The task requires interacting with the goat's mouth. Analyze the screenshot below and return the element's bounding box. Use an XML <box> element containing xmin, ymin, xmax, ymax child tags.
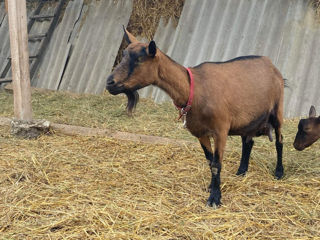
<box><xmin>106</xmin><ymin>83</ymin><xmax>125</xmax><ymax>95</ymax></box>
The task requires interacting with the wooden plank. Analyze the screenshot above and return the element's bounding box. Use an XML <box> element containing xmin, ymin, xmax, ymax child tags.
<box><xmin>27</xmin><ymin>2</ymin><xmax>44</xmax><ymax>32</ymax></box>
<box><xmin>7</xmin><ymin>0</ymin><xmax>32</xmax><ymax>121</ymax></box>
<box><xmin>30</xmin><ymin>14</ymin><xmax>55</xmax><ymax>20</ymax></box>
<box><xmin>0</xmin><ymin>77</ymin><xmax>12</xmax><ymax>83</ymax></box>
<box><xmin>8</xmin><ymin>55</ymin><xmax>38</xmax><ymax>59</ymax></box>
<box><xmin>28</xmin><ymin>34</ymin><xmax>47</xmax><ymax>41</ymax></box>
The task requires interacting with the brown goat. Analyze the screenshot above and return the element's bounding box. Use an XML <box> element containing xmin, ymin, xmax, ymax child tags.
<box><xmin>294</xmin><ymin>105</ymin><xmax>320</xmax><ymax>151</ymax></box>
<box><xmin>106</xmin><ymin>29</ymin><xmax>285</xmax><ymax>207</ymax></box>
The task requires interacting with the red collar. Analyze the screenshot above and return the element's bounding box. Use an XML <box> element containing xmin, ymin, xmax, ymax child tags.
<box><xmin>175</xmin><ymin>67</ymin><xmax>194</xmax><ymax>120</ymax></box>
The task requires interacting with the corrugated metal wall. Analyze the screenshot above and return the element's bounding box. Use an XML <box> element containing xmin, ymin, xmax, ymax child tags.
<box><xmin>140</xmin><ymin>0</ymin><xmax>320</xmax><ymax>118</ymax></box>
<box><xmin>0</xmin><ymin>2</ymin><xmax>57</xmax><ymax>79</ymax></box>
<box><xmin>0</xmin><ymin>2</ymin><xmax>10</xmax><ymax>77</ymax></box>
<box><xmin>34</xmin><ymin>0</ymin><xmax>133</xmax><ymax>94</ymax></box>
<box><xmin>0</xmin><ymin>0</ymin><xmax>319</xmax><ymax>117</ymax></box>
<box><xmin>33</xmin><ymin>0</ymin><xmax>84</xmax><ymax>89</ymax></box>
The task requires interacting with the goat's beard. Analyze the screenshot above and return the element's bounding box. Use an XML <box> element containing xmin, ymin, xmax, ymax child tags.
<box><xmin>124</xmin><ymin>90</ymin><xmax>139</xmax><ymax>116</ymax></box>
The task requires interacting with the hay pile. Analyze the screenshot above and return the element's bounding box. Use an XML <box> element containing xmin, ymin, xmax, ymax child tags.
<box><xmin>312</xmin><ymin>0</ymin><xmax>320</xmax><ymax>15</ymax></box>
<box><xmin>114</xmin><ymin>0</ymin><xmax>184</xmax><ymax>68</ymax></box>
<box><xmin>127</xmin><ymin>0</ymin><xmax>184</xmax><ymax>40</ymax></box>
<box><xmin>0</xmin><ymin>118</ymin><xmax>319</xmax><ymax>238</ymax></box>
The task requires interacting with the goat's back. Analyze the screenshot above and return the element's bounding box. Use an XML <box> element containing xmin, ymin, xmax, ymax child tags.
<box><xmin>192</xmin><ymin>56</ymin><xmax>284</xmax><ymax>133</ymax></box>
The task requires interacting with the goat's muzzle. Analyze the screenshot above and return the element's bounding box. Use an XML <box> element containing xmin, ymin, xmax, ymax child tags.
<box><xmin>293</xmin><ymin>136</ymin><xmax>309</xmax><ymax>151</ymax></box>
<box><xmin>106</xmin><ymin>75</ymin><xmax>125</xmax><ymax>95</ymax></box>
<box><xmin>106</xmin><ymin>75</ymin><xmax>139</xmax><ymax>116</ymax></box>
<box><xmin>293</xmin><ymin>142</ymin><xmax>305</xmax><ymax>151</ymax></box>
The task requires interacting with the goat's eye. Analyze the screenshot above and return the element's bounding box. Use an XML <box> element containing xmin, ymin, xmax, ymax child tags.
<box><xmin>304</xmin><ymin>127</ymin><xmax>311</xmax><ymax>132</ymax></box>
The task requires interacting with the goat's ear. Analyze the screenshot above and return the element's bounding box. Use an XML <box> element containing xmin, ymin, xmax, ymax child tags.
<box><xmin>123</xmin><ymin>26</ymin><xmax>138</xmax><ymax>44</ymax></box>
<box><xmin>309</xmin><ymin>105</ymin><xmax>316</xmax><ymax>118</ymax></box>
<box><xmin>147</xmin><ymin>40</ymin><xmax>157</xmax><ymax>57</ymax></box>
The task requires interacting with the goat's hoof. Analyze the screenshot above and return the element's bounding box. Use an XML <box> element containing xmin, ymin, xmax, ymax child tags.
<box><xmin>206</xmin><ymin>201</ymin><xmax>218</xmax><ymax>209</ymax></box>
<box><xmin>275</xmin><ymin>166</ymin><xmax>284</xmax><ymax>179</ymax></box>
<box><xmin>206</xmin><ymin>199</ymin><xmax>221</xmax><ymax>209</ymax></box>
<box><xmin>206</xmin><ymin>192</ymin><xmax>221</xmax><ymax>208</ymax></box>
<box><xmin>275</xmin><ymin>170</ymin><xmax>284</xmax><ymax>180</ymax></box>
<box><xmin>236</xmin><ymin>168</ymin><xmax>247</xmax><ymax>176</ymax></box>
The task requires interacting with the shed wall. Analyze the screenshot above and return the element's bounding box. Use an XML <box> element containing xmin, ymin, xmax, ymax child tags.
<box><xmin>140</xmin><ymin>0</ymin><xmax>320</xmax><ymax>118</ymax></box>
<box><xmin>1</xmin><ymin>0</ymin><xmax>319</xmax><ymax>118</ymax></box>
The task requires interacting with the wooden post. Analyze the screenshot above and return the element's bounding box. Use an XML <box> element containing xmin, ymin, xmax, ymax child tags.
<box><xmin>7</xmin><ymin>0</ymin><xmax>33</xmax><ymax>121</ymax></box>
<box><xmin>5</xmin><ymin>0</ymin><xmax>8</xmax><ymax>13</ymax></box>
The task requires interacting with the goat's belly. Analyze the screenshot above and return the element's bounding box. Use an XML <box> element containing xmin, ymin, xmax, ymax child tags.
<box><xmin>229</xmin><ymin>112</ymin><xmax>270</xmax><ymax>136</ymax></box>
<box><xmin>186</xmin><ymin>120</ymin><xmax>210</xmax><ymax>138</ymax></box>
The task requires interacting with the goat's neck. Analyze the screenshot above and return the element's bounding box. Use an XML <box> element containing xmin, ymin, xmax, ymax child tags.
<box><xmin>156</xmin><ymin>52</ymin><xmax>190</xmax><ymax>107</ymax></box>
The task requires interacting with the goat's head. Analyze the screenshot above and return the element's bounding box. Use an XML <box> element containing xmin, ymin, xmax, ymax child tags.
<box><xmin>106</xmin><ymin>28</ymin><xmax>159</xmax><ymax>115</ymax></box>
<box><xmin>293</xmin><ymin>105</ymin><xmax>320</xmax><ymax>151</ymax></box>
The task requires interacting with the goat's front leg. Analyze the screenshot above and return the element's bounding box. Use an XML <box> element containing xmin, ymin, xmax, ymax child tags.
<box><xmin>199</xmin><ymin>132</ymin><xmax>227</xmax><ymax>207</ymax></box>
<box><xmin>199</xmin><ymin>136</ymin><xmax>214</xmax><ymax>192</ymax></box>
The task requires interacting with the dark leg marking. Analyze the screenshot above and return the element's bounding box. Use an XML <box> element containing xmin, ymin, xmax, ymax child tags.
<box><xmin>275</xmin><ymin>132</ymin><xmax>284</xmax><ymax>179</ymax></box>
<box><xmin>201</xmin><ymin>144</ymin><xmax>222</xmax><ymax>207</ymax></box>
<box><xmin>207</xmin><ymin>150</ymin><xmax>222</xmax><ymax>207</ymax></box>
<box><xmin>236</xmin><ymin>136</ymin><xmax>254</xmax><ymax>176</ymax></box>
<box><xmin>201</xmin><ymin>143</ymin><xmax>213</xmax><ymax>162</ymax></box>
<box><xmin>270</xmin><ymin>113</ymin><xmax>284</xmax><ymax>179</ymax></box>
<box><xmin>201</xmin><ymin>143</ymin><xmax>214</xmax><ymax>191</ymax></box>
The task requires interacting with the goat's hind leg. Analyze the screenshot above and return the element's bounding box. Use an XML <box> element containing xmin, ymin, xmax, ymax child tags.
<box><xmin>270</xmin><ymin>110</ymin><xmax>284</xmax><ymax>179</ymax></box>
<box><xmin>274</xmin><ymin>129</ymin><xmax>284</xmax><ymax>179</ymax></box>
<box><xmin>236</xmin><ymin>136</ymin><xmax>254</xmax><ymax>176</ymax></box>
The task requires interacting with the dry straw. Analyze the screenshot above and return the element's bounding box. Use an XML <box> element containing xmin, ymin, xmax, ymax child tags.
<box><xmin>114</xmin><ymin>0</ymin><xmax>184</xmax><ymax>67</ymax></box>
<box><xmin>0</xmin><ymin>107</ymin><xmax>319</xmax><ymax>239</ymax></box>
<box><xmin>1</xmin><ymin>0</ymin><xmax>320</xmax><ymax>237</ymax></box>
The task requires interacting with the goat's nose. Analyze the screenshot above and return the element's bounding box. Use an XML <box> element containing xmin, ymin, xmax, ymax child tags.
<box><xmin>107</xmin><ymin>75</ymin><xmax>115</xmax><ymax>86</ymax></box>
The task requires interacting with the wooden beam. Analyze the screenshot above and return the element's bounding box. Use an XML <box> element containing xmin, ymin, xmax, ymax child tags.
<box><xmin>7</xmin><ymin>0</ymin><xmax>33</xmax><ymax>121</ymax></box>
